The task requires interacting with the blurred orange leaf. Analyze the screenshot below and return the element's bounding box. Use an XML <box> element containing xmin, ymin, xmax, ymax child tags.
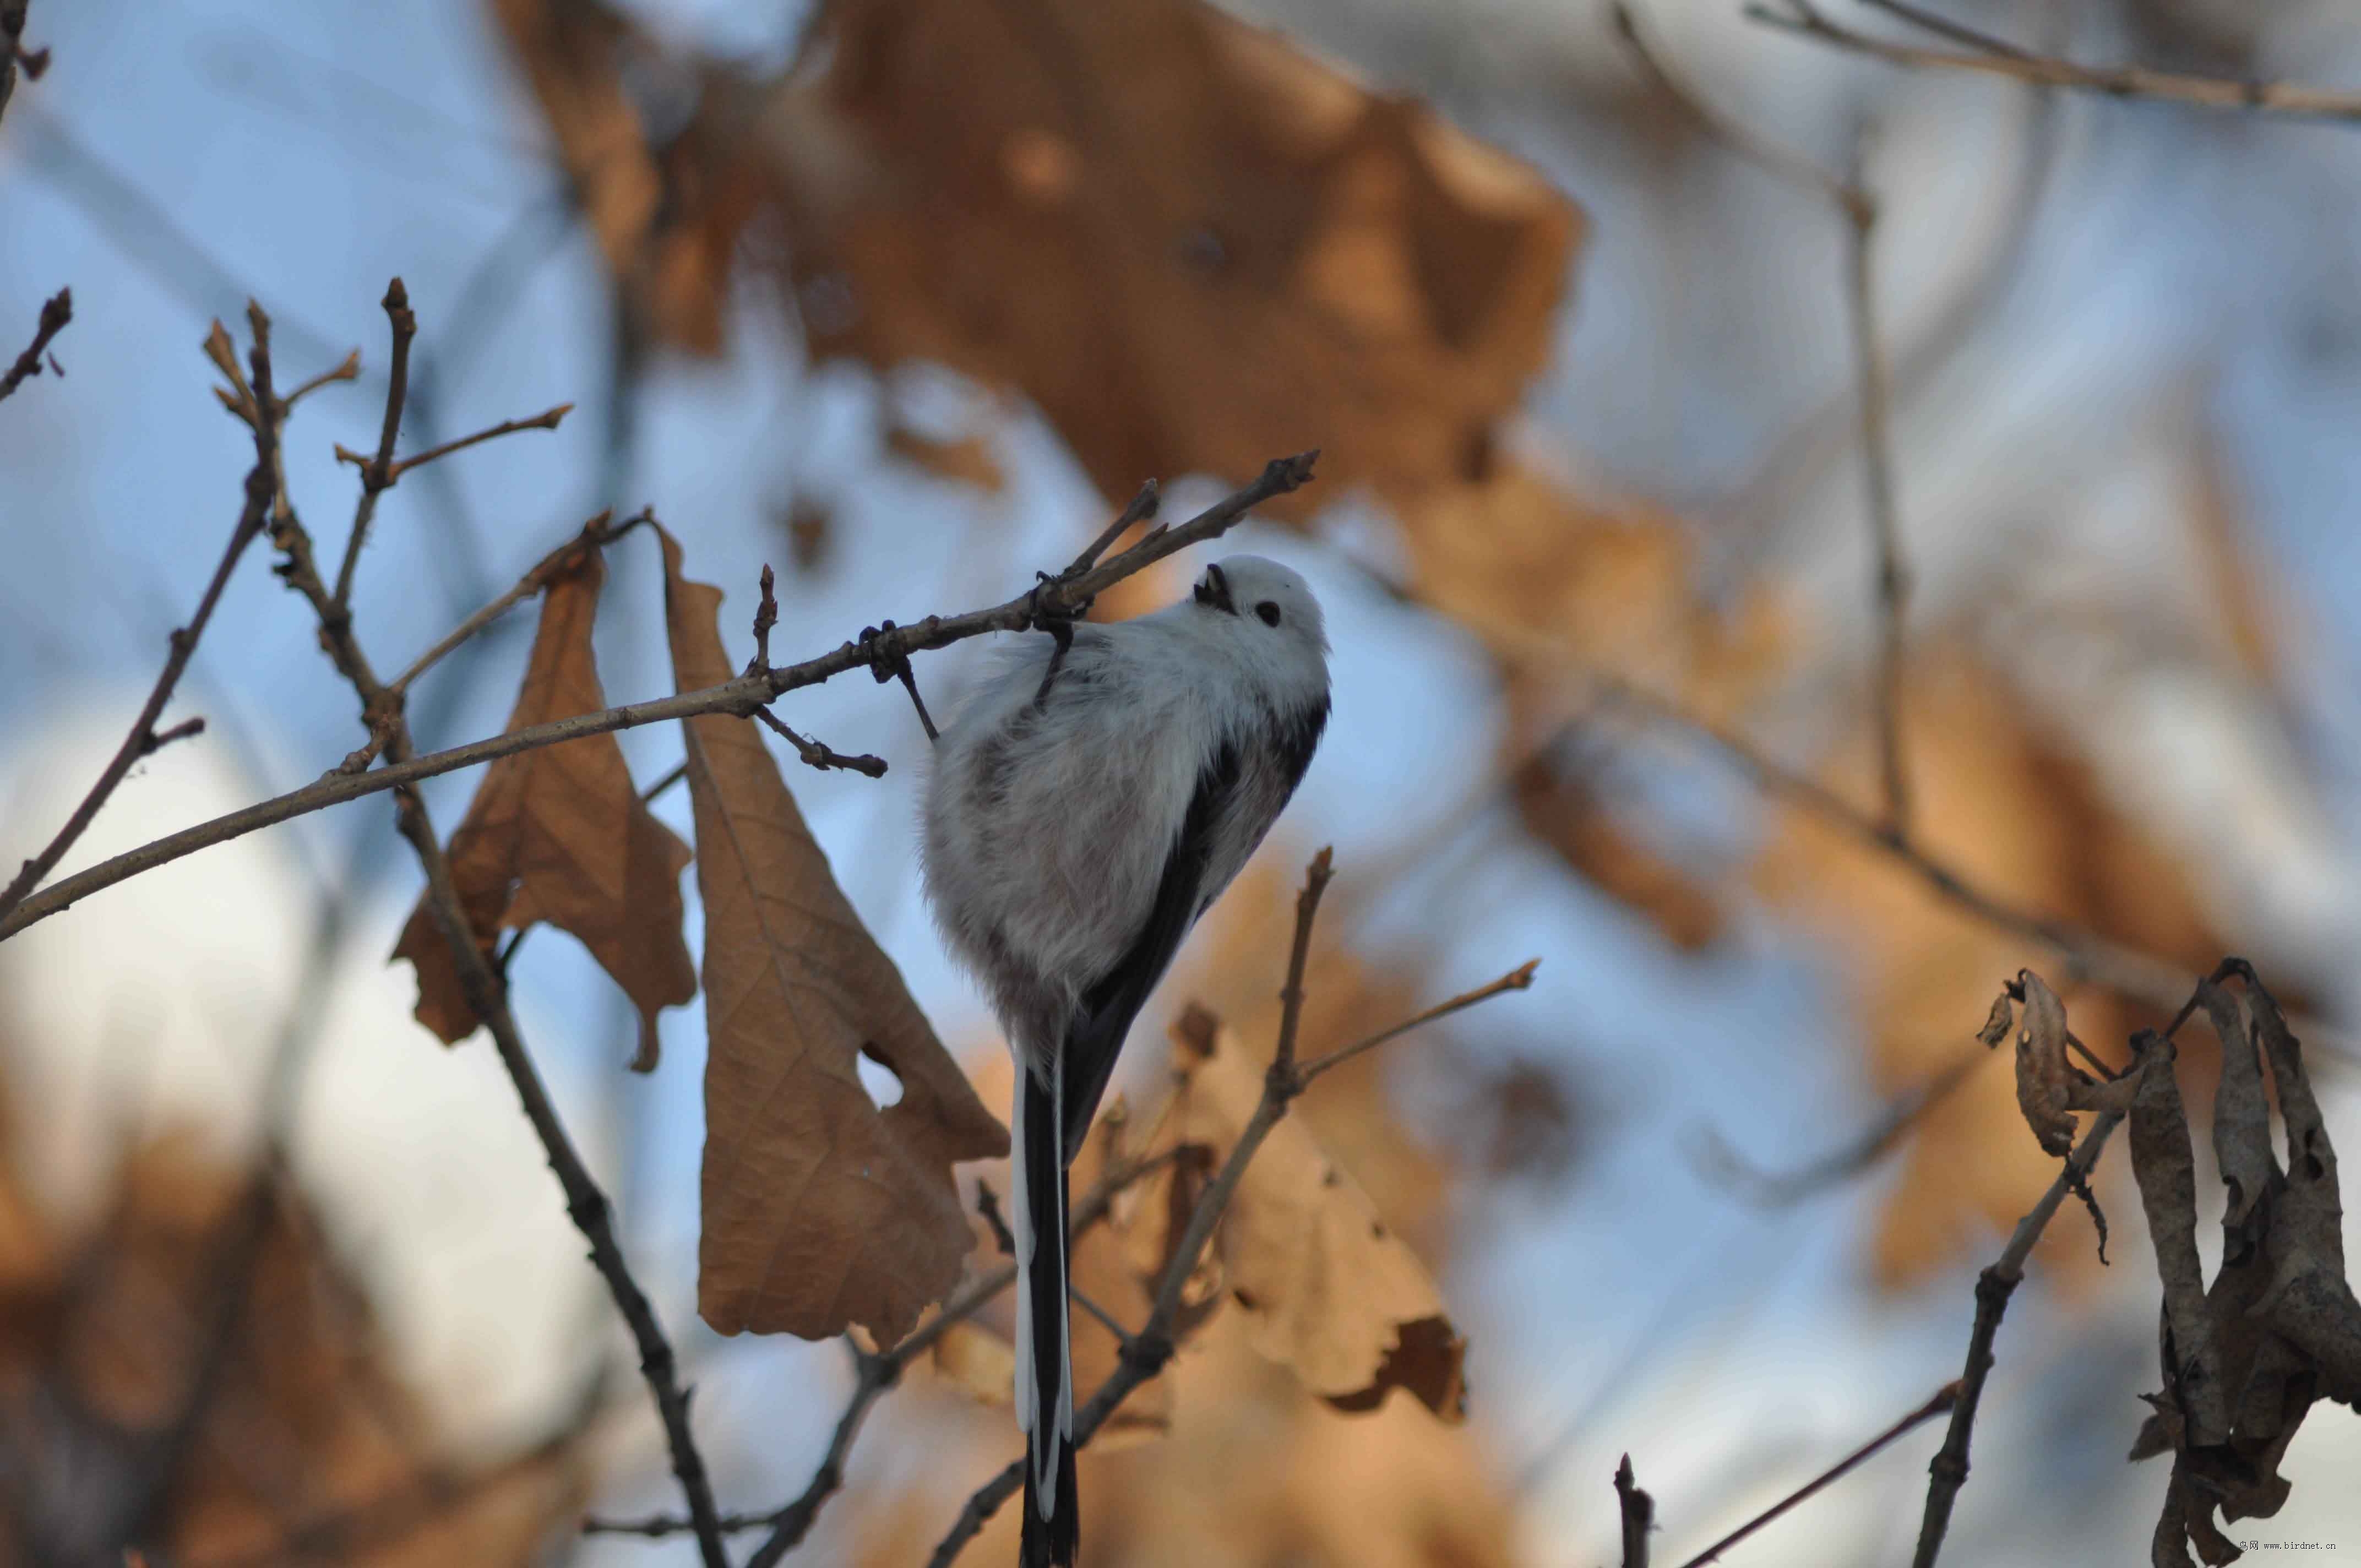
<box><xmin>753</xmin><ymin>0</ymin><xmax>1578</xmax><ymax>512</ymax></box>
<box><xmin>486</xmin><ymin>0</ymin><xmax>767</xmax><ymax>353</ymax></box>
<box><xmin>659</xmin><ymin>529</ymin><xmax>1009</xmax><ymax>1343</ymax></box>
<box><xmin>392</xmin><ymin>544</ymin><xmax>695</xmax><ymax>1070</ymax></box>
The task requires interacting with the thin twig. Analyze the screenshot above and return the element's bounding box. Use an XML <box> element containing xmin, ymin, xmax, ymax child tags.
<box><xmin>1749</xmin><ymin>0</ymin><xmax>2361</xmax><ymax>122</ymax></box>
<box><xmin>1843</xmin><ymin>188</ymin><xmax>1913</xmax><ymax>841</ymax></box>
<box><xmin>139</xmin><ymin>715</ymin><xmax>207</xmax><ymax>754</ymax></box>
<box><xmin>1609</xmin><ymin>3</ymin><xmax>1854</xmax><ymax>207</ymax></box>
<box><xmin>0</xmin><ymin>305</ymin><xmax>271</xmax><ymax>927</ymax></box>
<box><xmin>0</xmin><ymin>285</ymin><xmax>70</xmax><ymax>403</ymax></box>
<box><xmin>1067</xmin><ymin>477</ymin><xmax>1163</xmax><ymax>576</ymax></box>
<box><xmin>748</xmin><ymin>564</ymin><xmax>780</xmax><ymax>672</ymax></box>
<box><xmin>1272</xmin><ymin>850</ymin><xmax>1337</xmax><ymax>1074</ymax></box>
<box><xmin>975</xmin><ymin>1180</ymin><xmax>1017</xmax><ymax>1256</ymax></box>
<box><xmin>1674</xmin><ymin>1381</ymin><xmax>1959</xmax><ymax>1567</ymax></box>
<box><xmin>331</xmin><ymin>278</ymin><xmax>416</xmax><ymax>612</ymax></box>
<box><xmin>281</xmin><ymin>347</ymin><xmax>361</xmax><ymax>410</ymax></box>
<box><xmin>0</xmin><ymin>454</ymin><xmax>1320</xmax><ymax>943</ymax></box>
<box><xmin>385</xmin><ymin>508</ymin><xmax>643</xmax><ymax>698</ymax></box>
<box><xmin>0</xmin><ymin>1</ymin><xmax>37</xmax><ymax>130</ymax></box>
<box><xmin>1297</xmin><ymin>959</ymin><xmax>1539</xmax><ymax>1083</ymax></box>
<box><xmin>1611</xmin><ymin>2</ymin><xmax>1909</xmax><ymax>835</ymax></box>
<box><xmin>1617</xmin><ymin>1453</ymin><xmax>1654</xmax><ymax>1567</ymax></box>
<box><xmin>1690</xmin><ymin>1042</ymin><xmax>1988</xmax><ymax>1207</ymax></box>
<box><xmin>755</xmin><ymin>707</ymin><xmax>889</xmax><ymax>777</ymax></box>
<box><xmin>335</xmin><ymin>402</ymin><xmax>572</xmax><ymax>482</ymax></box>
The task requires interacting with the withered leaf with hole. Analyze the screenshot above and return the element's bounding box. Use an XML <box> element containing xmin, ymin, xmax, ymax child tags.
<box><xmin>659</xmin><ymin>529</ymin><xmax>1008</xmax><ymax>1343</ymax></box>
<box><xmin>2010</xmin><ymin>970</ymin><xmax>2077</xmax><ymax>1158</ymax></box>
<box><xmin>393</xmin><ymin>543</ymin><xmax>695</xmax><ymax>1070</ymax></box>
<box><xmin>1131</xmin><ymin>1011</ymin><xmax>1466</xmax><ymax>1420</ymax></box>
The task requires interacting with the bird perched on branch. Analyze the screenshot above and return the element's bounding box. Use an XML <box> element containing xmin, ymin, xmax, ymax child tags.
<box><xmin>923</xmin><ymin>555</ymin><xmax>1330</xmax><ymax>1567</ymax></box>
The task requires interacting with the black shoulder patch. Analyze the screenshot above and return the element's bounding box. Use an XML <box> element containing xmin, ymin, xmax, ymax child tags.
<box><xmin>1274</xmin><ymin>694</ymin><xmax>1329</xmax><ymax>795</ymax></box>
<box><xmin>1060</xmin><ymin>739</ymin><xmax>1241</xmax><ymax>1161</ymax></box>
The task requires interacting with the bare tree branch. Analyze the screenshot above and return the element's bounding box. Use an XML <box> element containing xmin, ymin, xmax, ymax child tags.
<box><xmin>0</xmin><ymin>452</ymin><xmax>1320</xmax><ymax>943</ymax></box>
<box><xmin>1612</xmin><ymin>0</ymin><xmax>1911</xmax><ymax>836</ymax></box>
<box><xmin>1617</xmin><ymin>1453</ymin><xmax>1654</xmax><ymax>1567</ymax></box>
<box><xmin>0</xmin><ymin>301</ymin><xmax>270</xmax><ymax>928</ymax></box>
<box><xmin>0</xmin><ymin>0</ymin><xmax>41</xmax><ymax>132</ymax></box>
<box><xmin>329</xmin><ymin>277</ymin><xmax>416</xmax><ymax>611</ymax></box>
<box><xmin>1672</xmin><ymin>1381</ymin><xmax>1957</xmax><ymax>1567</ymax></box>
<box><xmin>1749</xmin><ymin>0</ymin><xmax>2361</xmax><ymax>122</ymax></box>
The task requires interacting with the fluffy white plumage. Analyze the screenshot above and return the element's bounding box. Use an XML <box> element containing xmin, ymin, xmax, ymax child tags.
<box><xmin>921</xmin><ymin>553</ymin><xmax>1330</xmax><ymax>1567</ymax></box>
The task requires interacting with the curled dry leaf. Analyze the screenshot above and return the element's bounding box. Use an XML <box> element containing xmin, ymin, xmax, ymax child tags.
<box><xmin>392</xmin><ymin>542</ymin><xmax>695</xmax><ymax>1070</ymax></box>
<box><xmin>2010</xmin><ymin>970</ymin><xmax>2078</xmax><ymax>1158</ymax></box>
<box><xmin>659</xmin><ymin>529</ymin><xmax>1008</xmax><ymax>1344</ymax></box>
<box><xmin>1129</xmin><ymin>1011</ymin><xmax>1466</xmax><ymax>1421</ymax></box>
<box><xmin>2126</xmin><ymin>964</ymin><xmax>2361</xmax><ymax>1562</ymax></box>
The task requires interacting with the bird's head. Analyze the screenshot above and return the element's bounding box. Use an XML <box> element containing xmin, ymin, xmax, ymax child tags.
<box><xmin>1187</xmin><ymin>554</ymin><xmax>1330</xmax><ymax>692</ymax></box>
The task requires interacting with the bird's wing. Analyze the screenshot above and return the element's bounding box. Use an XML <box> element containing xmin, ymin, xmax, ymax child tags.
<box><xmin>1059</xmin><ymin>738</ymin><xmax>1242</xmax><ymax>1162</ymax></box>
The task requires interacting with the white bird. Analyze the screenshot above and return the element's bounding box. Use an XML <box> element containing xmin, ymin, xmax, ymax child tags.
<box><xmin>922</xmin><ymin>555</ymin><xmax>1331</xmax><ymax>1567</ymax></box>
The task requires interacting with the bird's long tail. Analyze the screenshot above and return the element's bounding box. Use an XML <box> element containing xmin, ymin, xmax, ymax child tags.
<box><xmin>1014</xmin><ymin>1057</ymin><xmax>1078</xmax><ymax>1567</ymax></box>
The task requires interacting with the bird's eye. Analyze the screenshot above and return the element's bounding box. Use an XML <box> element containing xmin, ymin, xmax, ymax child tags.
<box><xmin>1256</xmin><ymin>601</ymin><xmax>1282</xmax><ymax>627</ymax></box>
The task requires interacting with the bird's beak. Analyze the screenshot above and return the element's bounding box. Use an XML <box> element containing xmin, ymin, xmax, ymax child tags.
<box><xmin>1193</xmin><ymin>563</ymin><xmax>1236</xmax><ymax>614</ymax></box>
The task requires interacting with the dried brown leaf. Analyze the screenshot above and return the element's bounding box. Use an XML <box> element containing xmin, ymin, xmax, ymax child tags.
<box><xmin>393</xmin><ymin>546</ymin><xmax>695</xmax><ymax>1069</ymax></box>
<box><xmin>2126</xmin><ymin>963</ymin><xmax>2361</xmax><ymax>1560</ymax></box>
<box><xmin>2011</xmin><ymin>970</ymin><xmax>2077</xmax><ymax>1158</ymax></box>
<box><xmin>660</xmin><ymin>529</ymin><xmax>1008</xmax><ymax>1343</ymax></box>
<box><xmin>1146</xmin><ymin>1016</ymin><xmax>1466</xmax><ymax>1420</ymax></box>
<box><xmin>2200</xmin><ymin>981</ymin><xmax>2276</xmax><ymax>1243</ymax></box>
<box><xmin>2126</xmin><ymin>1031</ymin><xmax>2227</xmax><ymax>1445</ymax></box>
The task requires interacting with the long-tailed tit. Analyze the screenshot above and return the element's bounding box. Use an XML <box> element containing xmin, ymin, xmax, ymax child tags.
<box><xmin>922</xmin><ymin>555</ymin><xmax>1331</xmax><ymax>1566</ymax></box>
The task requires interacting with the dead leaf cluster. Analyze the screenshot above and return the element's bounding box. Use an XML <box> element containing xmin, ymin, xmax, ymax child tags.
<box><xmin>2121</xmin><ymin>965</ymin><xmax>2361</xmax><ymax>1566</ymax></box>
